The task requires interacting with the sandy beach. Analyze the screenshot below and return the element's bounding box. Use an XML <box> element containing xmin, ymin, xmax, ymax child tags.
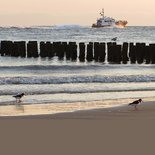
<box><xmin>0</xmin><ymin>100</ymin><xmax>155</xmax><ymax>154</ymax></box>
<box><xmin>1</xmin><ymin>0</ymin><xmax>155</xmax><ymax>154</ymax></box>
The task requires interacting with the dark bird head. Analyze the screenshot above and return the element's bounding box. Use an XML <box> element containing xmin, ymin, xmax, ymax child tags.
<box><xmin>21</xmin><ymin>93</ymin><xmax>25</xmax><ymax>96</ymax></box>
<box><xmin>139</xmin><ymin>99</ymin><xmax>142</xmax><ymax>102</ymax></box>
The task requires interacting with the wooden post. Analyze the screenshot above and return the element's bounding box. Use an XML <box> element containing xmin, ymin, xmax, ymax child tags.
<box><xmin>115</xmin><ymin>45</ymin><xmax>122</xmax><ymax>63</ymax></box>
<box><xmin>19</xmin><ymin>41</ymin><xmax>26</xmax><ymax>57</ymax></box>
<box><xmin>66</xmin><ymin>43</ymin><xmax>71</xmax><ymax>60</ymax></box>
<box><xmin>1</xmin><ymin>41</ymin><xmax>13</xmax><ymax>56</ymax></box>
<box><xmin>40</xmin><ymin>42</ymin><xmax>54</xmax><ymax>58</ymax></box>
<box><xmin>27</xmin><ymin>41</ymin><xmax>38</xmax><ymax>58</ymax></box>
<box><xmin>46</xmin><ymin>42</ymin><xmax>54</xmax><ymax>57</ymax></box>
<box><xmin>79</xmin><ymin>42</ymin><xmax>85</xmax><ymax>62</ymax></box>
<box><xmin>94</xmin><ymin>42</ymin><xmax>100</xmax><ymax>61</ymax></box>
<box><xmin>122</xmin><ymin>42</ymin><xmax>129</xmax><ymax>64</ymax></box>
<box><xmin>149</xmin><ymin>44</ymin><xmax>155</xmax><ymax>64</ymax></box>
<box><xmin>62</xmin><ymin>42</ymin><xmax>67</xmax><ymax>59</ymax></box>
<box><xmin>40</xmin><ymin>42</ymin><xmax>46</xmax><ymax>57</ymax></box>
<box><xmin>86</xmin><ymin>43</ymin><xmax>93</xmax><ymax>62</ymax></box>
<box><xmin>129</xmin><ymin>43</ymin><xmax>136</xmax><ymax>64</ymax></box>
<box><xmin>12</xmin><ymin>42</ymin><xmax>20</xmax><ymax>57</ymax></box>
<box><xmin>135</xmin><ymin>43</ymin><xmax>145</xmax><ymax>64</ymax></box>
<box><xmin>70</xmin><ymin>42</ymin><xmax>77</xmax><ymax>61</ymax></box>
<box><xmin>144</xmin><ymin>45</ymin><xmax>150</xmax><ymax>64</ymax></box>
<box><xmin>107</xmin><ymin>42</ymin><xmax>112</xmax><ymax>62</ymax></box>
<box><xmin>99</xmin><ymin>42</ymin><xmax>106</xmax><ymax>62</ymax></box>
<box><xmin>58</xmin><ymin>43</ymin><xmax>65</xmax><ymax>60</ymax></box>
<box><xmin>12</xmin><ymin>41</ymin><xmax>26</xmax><ymax>57</ymax></box>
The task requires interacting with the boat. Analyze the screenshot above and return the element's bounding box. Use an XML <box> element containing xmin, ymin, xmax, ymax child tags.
<box><xmin>115</xmin><ymin>20</ymin><xmax>128</xmax><ymax>27</ymax></box>
<box><xmin>92</xmin><ymin>9</ymin><xmax>128</xmax><ymax>28</ymax></box>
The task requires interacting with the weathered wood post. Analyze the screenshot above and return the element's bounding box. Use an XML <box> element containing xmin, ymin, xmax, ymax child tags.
<box><xmin>19</xmin><ymin>41</ymin><xmax>26</xmax><ymax>57</ymax></box>
<box><xmin>99</xmin><ymin>42</ymin><xmax>106</xmax><ymax>62</ymax></box>
<box><xmin>58</xmin><ymin>43</ymin><xmax>65</xmax><ymax>60</ymax></box>
<box><xmin>129</xmin><ymin>43</ymin><xmax>136</xmax><ymax>63</ymax></box>
<box><xmin>86</xmin><ymin>43</ymin><xmax>93</xmax><ymax>62</ymax></box>
<box><xmin>149</xmin><ymin>44</ymin><xmax>155</xmax><ymax>64</ymax></box>
<box><xmin>122</xmin><ymin>42</ymin><xmax>129</xmax><ymax>64</ymax></box>
<box><xmin>70</xmin><ymin>42</ymin><xmax>77</xmax><ymax>61</ymax></box>
<box><xmin>144</xmin><ymin>45</ymin><xmax>150</xmax><ymax>64</ymax></box>
<box><xmin>12</xmin><ymin>41</ymin><xmax>26</xmax><ymax>57</ymax></box>
<box><xmin>40</xmin><ymin>42</ymin><xmax>46</xmax><ymax>57</ymax></box>
<box><xmin>66</xmin><ymin>43</ymin><xmax>71</xmax><ymax>60</ymax></box>
<box><xmin>107</xmin><ymin>42</ymin><xmax>112</xmax><ymax>62</ymax></box>
<box><xmin>27</xmin><ymin>41</ymin><xmax>39</xmax><ymax>57</ymax></box>
<box><xmin>12</xmin><ymin>42</ymin><xmax>20</xmax><ymax>57</ymax></box>
<box><xmin>40</xmin><ymin>42</ymin><xmax>54</xmax><ymax>58</ymax></box>
<box><xmin>135</xmin><ymin>43</ymin><xmax>145</xmax><ymax>64</ymax></box>
<box><xmin>62</xmin><ymin>42</ymin><xmax>67</xmax><ymax>59</ymax></box>
<box><xmin>107</xmin><ymin>42</ymin><xmax>115</xmax><ymax>63</ymax></box>
<box><xmin>94</xmin><ymin>42</ymin><xmax>100</xmax><ymax>61</ymax></box>
<box><xmin>53</xmin><ymin>42</ymin><xmax>61</xmax><ymax>58</ymax></box>
<box><xmin>79</xmin><ymin>42</ymin><xmax>85</xmax><ymax>62</ymax></box>
<box><xmin>1</xmin><ymin>41</ymin><xmax>13</xmax><ymax>56</ymax></box>
<box><xmin>0</xmin><ymin>41</ymin><xmax>6</xmax><ymax>56</ymax></box>
<box><xmin>107</xmin><ymin>42</ymin><xmax>121</xmax><ymax>63</ymax></box>
<box><xmin>46</xmin><ymin>42</ymin><xmax>54</xmax><ymax>57</ymax></box>
<box><xmin>115</xmin><ymin>45</ymin><xmax>122</xmax><ymax>63</ymax></box>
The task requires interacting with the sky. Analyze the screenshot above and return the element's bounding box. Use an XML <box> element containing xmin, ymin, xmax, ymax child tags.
<box><xmin>0</xmin><ymin>0</ymin><xmax>155</xmax><ymax>26</ymax></box>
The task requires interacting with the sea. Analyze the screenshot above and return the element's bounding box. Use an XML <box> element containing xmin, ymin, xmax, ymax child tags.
<box><xmin>0</xmin><ymin>25</ymin><xmax>155</xmax><ymax>113</ymax></box>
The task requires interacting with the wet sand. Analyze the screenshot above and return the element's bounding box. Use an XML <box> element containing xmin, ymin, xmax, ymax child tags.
<box><xmin>0</xmin><ymin>101</ymin><xmax>155</xmax><ymax>155</ymax></box>
<box><xmin>0</xmin><ymin>100</ymin><xmax>154</xmax><ymax>119</ymax></box>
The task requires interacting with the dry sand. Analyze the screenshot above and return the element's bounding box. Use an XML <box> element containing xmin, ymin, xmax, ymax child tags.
<box><xmin>0</xmin><ymin>100</ymin><xmax>155</xmax><ymax>155</ymax></box>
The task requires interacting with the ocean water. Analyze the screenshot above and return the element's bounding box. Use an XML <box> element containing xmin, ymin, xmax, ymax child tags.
<box><xmin>0</xmin><ymin>25</ymin><xmax>155</xmax><ymax>110</ymax></box>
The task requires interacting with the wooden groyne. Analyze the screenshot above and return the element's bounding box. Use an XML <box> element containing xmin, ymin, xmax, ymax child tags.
<box><xmin>0</xmin><ymin>41</ymin><xmax>155</xmax><ymax>64</ymax></box>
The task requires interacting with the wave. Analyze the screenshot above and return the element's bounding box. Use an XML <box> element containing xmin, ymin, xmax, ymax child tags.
<box><xmin>0</xmin><ymin>64</ymin><xmax>109</xmax><ymax>71</ymax></box>
<box><xmin>0</xmin><ymin>81</ymin><xmax>155</xmax><ymax>97</ymax></box>
<box><xmin>0</xmin><ymin>25</ymin><xmax>87</xmax><ymax>31</ymax></box>
<box><xmin>51</xmin><ymin>24</ymin><xmax>87</xmax><ymax>29</ymax></box>
<box><xmin>0</xmin><ymin>64</ymin><xmax>154</xmax><ymax>71</ymax></box>
<box><xmin>0</xmin><ymin>75</ymin><xmax>154</xmax><ymax>84</ymax></box>
<box><xmin>0</xmin><ymin>89</ymin><xmax>155</xmax><ymax>96</ymax></box>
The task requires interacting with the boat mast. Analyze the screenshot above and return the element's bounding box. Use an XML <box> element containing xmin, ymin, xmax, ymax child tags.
<box><xmin>100</xmin><ymin>8</ymin><xmax>104</xmax><ymax>18</ymax></box>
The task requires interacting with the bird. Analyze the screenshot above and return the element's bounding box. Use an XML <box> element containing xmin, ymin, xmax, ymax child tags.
<box><xmin>13</xmin><ymin>93</ymin><xmax>25</xmax><ymax>103</ymax></box>
<box><xmin>128</xmin><ymin>99</ymin><xmax>142</xmax><ymax>110</ymax></box>
<box><xmin>111</xmin><ymin>37</ymin><xmax>117</xmax><ymax>41</ymax></box>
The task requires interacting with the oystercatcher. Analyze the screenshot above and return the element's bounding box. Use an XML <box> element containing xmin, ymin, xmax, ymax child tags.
<box><xmin>13</xmin><ymin>93</ymin><xmax>25</xmax><ymax>103</ymax></box>
<box><xmin>128</xmin><ymin>99</ymin><xmax>142</xmax><ymax>110</ymax></box>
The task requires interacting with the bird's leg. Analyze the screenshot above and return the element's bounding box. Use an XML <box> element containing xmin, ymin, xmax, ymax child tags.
<box><xmin>135</xmin><ymin>105</ymin><xmax>138</xmax><ymax>111</ymax></box>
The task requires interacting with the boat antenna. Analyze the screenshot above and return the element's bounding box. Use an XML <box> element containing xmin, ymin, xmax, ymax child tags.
<box><xmin>100</xmin><ymin>8</ymin><xmax>104</xmax><ymax>17</ymax></box>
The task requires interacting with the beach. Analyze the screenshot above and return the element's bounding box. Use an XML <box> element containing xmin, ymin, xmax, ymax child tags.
<box><xmin>0</xmin><ymin>100</ymin><xmax>155</xmax><ymax>154</ymax></box>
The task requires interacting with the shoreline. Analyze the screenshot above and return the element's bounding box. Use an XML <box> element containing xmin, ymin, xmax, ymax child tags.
<box><xmin>0</xmin><ymin>97</ymin><xmax>154</xmax><ymax>119</ymax></box>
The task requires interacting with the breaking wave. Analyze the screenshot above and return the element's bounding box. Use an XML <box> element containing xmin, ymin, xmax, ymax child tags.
<box><xmin>0</xmin><ymin>75</ymin><xmax>155</xmax><ymax>85</ymax></box>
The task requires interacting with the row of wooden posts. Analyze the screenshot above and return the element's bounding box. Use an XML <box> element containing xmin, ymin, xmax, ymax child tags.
<box><xmin>0</xmin><ymin>41</ymin><xmax>155</xmax><ymax>64</ymax></box>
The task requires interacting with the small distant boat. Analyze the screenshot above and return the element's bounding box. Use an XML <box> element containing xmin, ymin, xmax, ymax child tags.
<box><xmin>92</xmin><ymin>9</ymin><xmax>128</xmax><ymax>28</ymax></box>
<box><xmin>115</xmin><ymin>20</ymin><xmax>128</xmax><ymax>27</ymax></box>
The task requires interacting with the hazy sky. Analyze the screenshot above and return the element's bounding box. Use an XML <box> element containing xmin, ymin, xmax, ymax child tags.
<box><xmin>0</xmin><ymin>0</ymin><xmax>155</xmax><ymax>26</ymax></box>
